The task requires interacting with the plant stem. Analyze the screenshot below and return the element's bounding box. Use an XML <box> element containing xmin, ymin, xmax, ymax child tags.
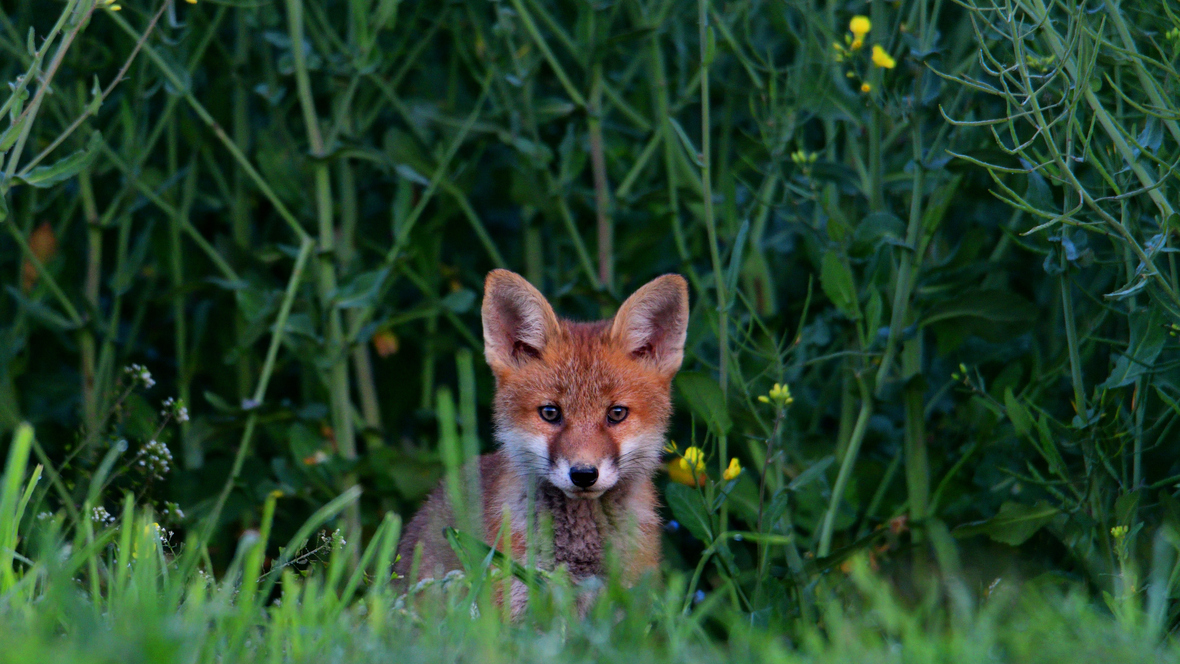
<box><xmin>903</xmin><ymin>332</ymin><xmax>928</xmax><ymax>535</ymax></box>
<box><xmin>697</xmin><ymin>0</ymin><xmax>730</xmax><ymax>541</ymax></box>
<box><xmin>287</xmin><ymin>0</ymin><xmax>360</xmax><ymax>562</ymax></box>
<box><xmin>232</xmin><ymin>5</ymin><xmax>255</xmax><ymax>404</ymax></box>
<box><xmin>201</xmin><ymin>240</ymin><xmax>313</xmax><ymax>545</ymax></box>
<box><xmin>819</xmin><ymin>372</ymin><xmax>872</xmax><ymax>558</ymax></box>
<box><xmin>588</xmin><ymin>65</ymin><xmax>613</xmax><ymax>293</ymax></box>
<box><xmin>875</xmin><ymin>121</ymin><xmax>925</xmax><ymax>396</ymax></box>
<box><xmin>168</xmin><ymin>122</ymin><xmax>198</xmax><ymax>469</ymax></box>
<box><xmin>78</xmin><ymin>165</ymin><xmax>101</xmax><ymax>435</ymax></box>
<box><xmin>338</xmin><ymin>140</ymin><xmax>383</xmax><ymax>452</ymax></box>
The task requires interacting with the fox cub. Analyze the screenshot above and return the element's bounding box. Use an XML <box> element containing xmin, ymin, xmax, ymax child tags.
<box><xmin>394</xmin><ymin>269</ymin><xmax>689</xmax><ymax>608</ymax></box>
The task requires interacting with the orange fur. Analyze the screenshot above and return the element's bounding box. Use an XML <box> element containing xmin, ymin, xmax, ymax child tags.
<box><xmin>395</xmin><ymin>270</ymin><xmax>688</xmax><ymax>614</ymax></box>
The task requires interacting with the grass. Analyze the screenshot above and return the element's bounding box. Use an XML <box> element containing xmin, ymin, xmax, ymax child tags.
<box><xmin>3</xmin><ymin>424</ymin><xmax>1179</xmax><ymax>664</ymax></box>
<box><xmin>3</xmin><ymin>0</ymin><xmax>1180</xmax><ymax>660</ymax></box>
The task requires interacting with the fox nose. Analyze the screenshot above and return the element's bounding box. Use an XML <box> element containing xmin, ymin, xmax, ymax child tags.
<box><xmin>569</xmin><ymin>465</ymin><xmax>599</xmax><ymax>489</ymax></box>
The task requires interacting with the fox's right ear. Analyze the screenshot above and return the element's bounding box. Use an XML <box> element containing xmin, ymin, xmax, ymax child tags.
<box><xmin>610</xmin><ymin>274</ymin><xmax>689</xmax><ymax>378</ymax></box>
<box><xmin>482</xmin><ymin>270</ymin><xmax>561</xmax><ymax>370</ymax></box>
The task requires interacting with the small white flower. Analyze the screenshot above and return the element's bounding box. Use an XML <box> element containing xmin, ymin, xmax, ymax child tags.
<box><xmin>163</xmin><ymin>502</ymin><xmax>185</xmax><ymax>520</ymax></box>
<box><xmin>322</xmin><ymin>528</ymin><xmax>347</xmax><ymax>550</ymax></box>
<box><xmin>137</xmin><ymin>440</ymin><xmax>173</xmax><ymax>480</ymax></box>
<box><xmin>91</xmin><ymin>506</ymin><xmax>115</xmax><ymax>526</ymax></box>
<box><xmin>161</xmin><ymin>397</ymin><xmax>189</xmax><ymax>423</ymax></box>
<box><xmin>125</xmin><ymin>364</ymin><xmax>155</xmax><ymax>389</ymax></box>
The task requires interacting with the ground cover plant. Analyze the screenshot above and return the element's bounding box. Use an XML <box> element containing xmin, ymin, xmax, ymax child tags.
<box><xmin>3</xmin><ymin>0</ymin><xmax>1180</xmax><ymax>660</ymax></box>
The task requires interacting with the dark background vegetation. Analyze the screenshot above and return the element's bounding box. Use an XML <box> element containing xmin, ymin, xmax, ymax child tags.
<box><xmin>4</xmin><ymin>0</ymin><xmax>1180</xmax><ymax>641</ymax></box>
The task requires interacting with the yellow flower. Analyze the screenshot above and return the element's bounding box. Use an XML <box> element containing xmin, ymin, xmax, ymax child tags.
<box><xmin>758</xmin><ymin>383</ymin><xmax>795</xmax><ymax>407</ymax></box>
<box><xmin>861</xmin><ymin>82</ymin><xmax>872</xmax><ymax>93</ymax></box>
<box><xmin>679</xmin><ymin>446</ymin><xmax>705</xmax><ymax>473</ymax></box>
<box><xmin>1111</xmin><ymin>525</ymin><xmax>1129</xmax><ymax>540</ymax></box>
<box><xmin>132</xmin><ymin>523</ymin><xmax>164</xmax><ymax>559</ymax></box>
<box><xmin>723</xmin><ymin>458</ymin><xmax>742</xmax><ymax>481</ymax></box>
<box><xmin>186</xmin><ymin>0</ymin><xmax>197</xmax><ymax>3</ymax></box>
<box><xmin>664</xmin><ymin>440</ymin><xmax>679</xmax><ymax>454</ymax></box>
<box><xmin>666</xmin><ymin>446</ymin><xmax>707</xmax><ymax>486</ymax></box>
<box><xmin>871</xmin><ymin>45</ymin><xmax>896</xmax><ymax>69</ymax></box>
<box><xmin>849</xmin><ymin>16</ymin><xmax>871</xmax><ymax>39</ymax></box>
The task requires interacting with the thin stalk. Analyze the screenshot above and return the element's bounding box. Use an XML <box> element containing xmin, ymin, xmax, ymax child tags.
<box><xmin>78</xmin><ymin>165</ymin><xmax>101</xmax><ymax>435</ymax></box>
<box><xmin>1059</xmin><ymin>134</ymin><xmax>1087</xmax><ymax>419</ymax></box>
<box><xmin>588</xmin><ymin>66</ymin><xmax>613</xmax><ymax>292</ymax></box>
<box><xmin>867</xmin><ymin>0</ymin><xmax>886</xmax><ymax>211</ymax></box>
<box><xmin>0</xmin><ymin>0</ymin><xmax>77</xmax><ymax>121</ymax></box>
<box><xmin>18</xmin><ymin>0</ymin><xmax>171</xmax><ymax>175</ymax></box>
<box><xmin>287</xmin><ymin>0</ymin><xmax>360</xmax><ymax>561</ymax></box>
<box><xmin>201</xmin><ymin>240</ymin><xmax>313</xmax><ymax>544</ymax></box>
<box><xmin>902</xmin><ymin>332</ymin><xmax>928</xmax><ymax>534</ymax></box>
<box><xmin>1022</xmin><ymin>0</ymin><xmax>1173</xmax><ymax>220</ymax></box>
<box><xmin>344</xmin><ymin>75</ymin><xmax>492</xmax><ymax>342</ymax></box>
<box><xmin>340</xmin><ymin>153</ymin><xmax>383</xmax><ymax>451</ymax></box>
<box><xmin>508</xmin><ymin>0</ymin><xmax>586</xmax><ymax>108</ymax></box>
<box><xmin>172</xmin><ymin>151</ymin><xmax>199</xmax><ymax>469</ymax></box>
<box><xmin>647</xmin><ymin>8</ymin><xmax>692</xmax><ymax>273</ymax></box>
<box><xmin>4</xmin><ymin>223</ymin><xmax>83</xmax><ymax>325</ymax></box>
<box><xmin>1103</xmin><ymin>1</ymin><xmax>1180</xmax><ymax>145</ymax></box>
<box><xmin>875</xmin><ymin>122</ymin><xmax>926</xmax><ymax>396</ymax></box>
<box><xmin>107</xmin><ymin>11</ymin><xmax>310</xmax><ymax>244</ymax></box>
<box><xmin>97</xmin><ymin>144</ymin><xmax>240</xmax><ymax>282</ymax></box>
<box><xmin>2</xmin><ymin>0</ymin><xmax>90</xmax><ymax>183</ymax></box>
<box><xmin>232</xmin><ymin>5</ymin><xmax>255</xmax><ymax>404</ymax></box>
<box><xmin>818</xmin><ymin>372</ymin><xmax>872</xmax><ymax>557</ymax></box>
<box><xmin>698</xmin><ymin>0</ymin><xmax>730</xmax><ymax>539</ymax></box>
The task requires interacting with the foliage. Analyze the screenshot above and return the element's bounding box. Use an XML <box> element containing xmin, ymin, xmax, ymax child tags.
<box><xmin>3</xmin><ymin>0</ymin><xmax>1180</xmax><ymax>659</ymax></box>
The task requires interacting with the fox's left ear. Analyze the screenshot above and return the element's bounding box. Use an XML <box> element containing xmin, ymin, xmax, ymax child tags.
<box><xmin>610</xmin><ymin>274</ymin><xmax>689</xmax><ymax>377</ymax></box>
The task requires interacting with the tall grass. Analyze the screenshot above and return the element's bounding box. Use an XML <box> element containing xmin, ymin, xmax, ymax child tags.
<box><xmin>3</xmin><ymin>0</ymin><xmax>1180</xmax><ymax>659</ymax></box>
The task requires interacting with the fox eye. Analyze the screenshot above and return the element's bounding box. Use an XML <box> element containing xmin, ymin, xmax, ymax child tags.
<box><xmin>607</xmin><ymin>406</ymin><xmax>629</xmax><ymax>424</ymax></box>
<box><xmin>539</xmin><ymin>405</ymin><xmax>562</xmax><ymax>423</ymax></box>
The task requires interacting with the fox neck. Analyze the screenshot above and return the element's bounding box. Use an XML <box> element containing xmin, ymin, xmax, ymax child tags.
<box><xmin>537</xmin><ymin>483</ymin><xmax>606</xmax><ymax>578</ymax></box>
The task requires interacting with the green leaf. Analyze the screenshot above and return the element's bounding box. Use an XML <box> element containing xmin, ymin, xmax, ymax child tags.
<box><xmin>203</xmin><ymin>391</ymin><xmax>240</xmax><ymax>413</ymax></box>
<box><xmin>333</xmin><ymin>267</ymin><xmax>390</xmax><ymax>309</ymax></box>
<box><xmin>0</xmin><ymin>114</ymin><xmax>27</xmax><ymax>152</ymax></box>
<box><xmin>665</xmin><ymin>482</ymin><xmax>713</xmax><ymax>543</ymax></box>
<box><xmin>954</xmin><ymin>501</ymin><xmax>1059</xmax><ymax>546</ymax></box>
<box><xmin>920</xmin><ymin>289</ymin><xmax>1036</xmax><ymax>327</ymax></box>
<box><xmin>1100</xmin><ymin>306</ymin><xmax>1165</xmax><ymax>389</ymax></box>
<box><xmin>440</xmin><ymin>289</ymin><xmax>476</xmax><ymax>314</ymax></box>
<box><xmin>864</xmin><ymin>288</ymin><xmax>883</xmax><ymax>348</ymax></box>
<box><xmin>1004</xmin><ymin>387</ymin><xmax>1033</xmax><ymax>437</ymax></box>
<box><xmin>372</xmin><ymin>0</ymin><xmax>400</xmax><ymax>32</ymax></box>
<box><xmin>675</xmin><ymin>371</ymin><xmax>731</xmax><ymax>435</ymax></box>
<box><xmin>109</xmin><ymin>219</ymin><xmax>155</xmax><ymax>296</ymax></box>
<box><xmin>1034</xmin><ymin>414</ymin><xmax>1067</xmax><ymax>477</ymax></box>
<box><xmin>5</xmin><ymin>286</ymin><xmax>81</xmax><ymax>331</ymax></box>
<box><xmin>16</xmin><ymin>131</ymin><xmax>101</xmax><ymax>188</ymax></box>
<box><xmin>852</xmin><ymin>211</ymin><xmax>906</xmax><ymax>255</ymax></box>
<box><xmin>820</xmin><ymin>251</ymin><xmax>860</xmax><ymax>320</ymax></box>
<box><xmin>788</xmin><ymin>455</ymin><xmax>835</xmax><ymax>491</ymax></box>
<box><xmin>668</xmin><ymin>117</ymin><xmax>703</xmax><ymax>167</ymax></box>
<box><xmin>724</xmin><ymin>218</ymin><xmax>749</xmax><ymax>300</ymax></box>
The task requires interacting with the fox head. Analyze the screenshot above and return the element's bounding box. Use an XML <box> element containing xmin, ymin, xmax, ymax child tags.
<box><xmin>482</xmin><ymin>270</ymin><xmax>689</xmax><ymax>499</ymax></box>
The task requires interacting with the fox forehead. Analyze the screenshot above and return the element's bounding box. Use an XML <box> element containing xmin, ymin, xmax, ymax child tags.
<box><xmin>492</xmin><ymin>319</ymin><xmax>673</xmax><ymax>419</ymax></box>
